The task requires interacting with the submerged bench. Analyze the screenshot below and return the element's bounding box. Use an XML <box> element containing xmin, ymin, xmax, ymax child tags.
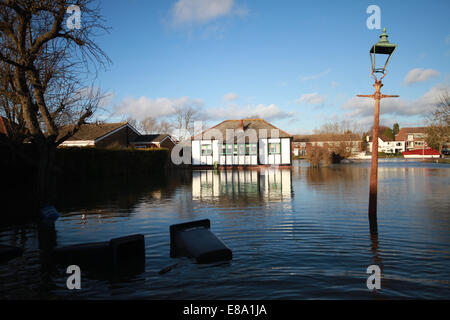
<box><xmin>51</xmin><ymin>234</ymin><xmax>145</xmax><ymax>271</ymax></box>
<box><xmin>170</xmin><ymin>219</ymin><xmax>232</xmax><ymax>264</ymax></box>
<box><xmin>0</xmin><ymin>245</ymin><xmax>23</xmax><ymax>263</ymax></box>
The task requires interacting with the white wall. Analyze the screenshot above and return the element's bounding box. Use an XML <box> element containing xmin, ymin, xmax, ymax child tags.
<box><xmin>192</xmin><ymin>140</ymin><xmax>201</xmax><ymax>165</ymax></box>
<box><xmin>281</xmin><ymin>138</ymin><xmax>291</xmax><ymax>164</ymax></box>
<box><xmin>267</xmin><ymin>138</ymin><xmax>280</xmax><ymax>165</ymax></box>
<box><xmin>259</xmin><ymin>139</ymin><xmax>268</xmax><ymax>165</ymax></box>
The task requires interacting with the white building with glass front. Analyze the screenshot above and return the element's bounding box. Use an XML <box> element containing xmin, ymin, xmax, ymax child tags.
<box><xmin>191</xmin><ymin>119</ymin><xmax>292</xmax><ymax>167</ymax></box>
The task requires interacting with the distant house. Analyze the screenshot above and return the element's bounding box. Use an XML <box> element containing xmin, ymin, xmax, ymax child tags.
<box><xmin>367</xmin><ymin>136</ymin><xmax>405</xmax><ymax>154</ymax></box>
<box><xmin>292</xmin><ymin>134</ymin><xmax>362</xmax><ymax>156</ymax></box>
<box><xmin>395</xmin><ymin>127</ymin><xmax>427</xmax><ymax>151</ymax></box>
<box><xmin>191</xmin><ymin>119</ymin><xmax>292</xmax><ymax>167</ymax></box>
<box><xmin>59</xmin><ymin>122</ymin><xmax>140</xmax><ymax>148</ymax></box>
<box><xmin>130</xmin><ymin>134</ymin><xmax>177</xmax><ymax>151</ymax></box>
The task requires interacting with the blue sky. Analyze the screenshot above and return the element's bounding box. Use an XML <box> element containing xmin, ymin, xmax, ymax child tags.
<box><xmin>93</xmin><ymin>0</ymin><xmax>450</xmax><ymax>134</ymax></box>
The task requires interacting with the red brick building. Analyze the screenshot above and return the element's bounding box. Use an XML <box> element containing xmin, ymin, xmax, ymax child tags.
<box><xmin>395</xmin><ymin>127</ymin><xmax>427</xmax><ymax>151</ymax></box>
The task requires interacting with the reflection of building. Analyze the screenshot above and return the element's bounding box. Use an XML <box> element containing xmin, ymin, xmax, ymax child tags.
<box><xmin>191</xmin><ymin>119</ymin><xmax>292</xmax><ymax>167</ymax></box>
<box><xmin>192</xmin><ymin>169</ymin><xmax>292</xmax><ymax>203</ymax></box>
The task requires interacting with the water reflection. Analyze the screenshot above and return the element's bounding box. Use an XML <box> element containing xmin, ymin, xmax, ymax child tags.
<box><xmin>192</xmin><ymin>169</ymin><xmax>293</xmax><ymax>204</ymax></box>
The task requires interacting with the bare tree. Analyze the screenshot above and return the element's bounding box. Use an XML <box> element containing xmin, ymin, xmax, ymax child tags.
<box><xmin>172</xmin><ymin>103</ymin><xmax>202</xmax><ymax>140</ymax></box>
<box><xmin>126</xmin><ymin>116</ymin><xmax>174</xmax><ymax>135</ymax></box>
<box><xmin>158</xmin><ymin>119</ymin><xmax>173</xmax><ymax>134</ymax></box>
<box><xmin>140</xmin><ymin>116</ymin><xmax>158</xmax><ymax>134</ymax></box>
<box><xmin>314</xmin><ymin>120</ymin><xmax>364</xmax><ymax>136</ymax></box>
<box><xmin>0</xmin><ymin>0</ymin><xmax>110</xmax><ymax>212</ymax></box>
<box><xmin>425</xmin><ymin>90</ymin><xmax>450</xmax><ymax>154</ymax></box>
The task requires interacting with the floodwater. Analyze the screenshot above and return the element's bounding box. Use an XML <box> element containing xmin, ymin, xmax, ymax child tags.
<box><xmin>1</xmin><ymin>160</ymin><xmax>449</xmax><ymax>299</ymax></box>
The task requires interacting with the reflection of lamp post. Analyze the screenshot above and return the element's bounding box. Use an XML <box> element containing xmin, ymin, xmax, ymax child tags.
<box><xmin>357</xmin><ymin>28</ymin><xmax>399</xmax><ymax>235</ymax></box>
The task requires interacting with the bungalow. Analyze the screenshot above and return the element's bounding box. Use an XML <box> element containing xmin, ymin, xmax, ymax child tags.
<box><xmin>58</xmin><ymin>122</ymin><xmax>140</xmax><ymax>148</ymax></box>
<box><xmin>191</xmin><ymin>119</ymin><xmax>292</xmax><ymax>167</ymax></box>
<box><xmin>130</xmin><ymin>134</ymin><xmax>177</xmax><ymax>151</ymax></box>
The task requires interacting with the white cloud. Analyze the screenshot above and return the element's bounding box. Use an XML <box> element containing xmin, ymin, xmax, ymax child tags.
<box><xmin>341</xmin><ymin>83</ymin><xmax>449</xmax><ymax>124</ymax></box>
<box><xmin>205</xmin><ymin>103</ymin><xmax>294</xmax><ymax>121</ymax></box>
<box><xmin>114</xmin><ymin>96</ymin><xmax>203</xmax><ymax>120</ymax></box>
<box><xmin>295</xmin><ymin>93</ymin><xmax>325</xmax><ymax>105</ymax></box>
<box><xmin>299</xmin><ymin>68</ymin><xmax>331</xmax><ymax>81</ymax></box>
<box><xmin>170</xmin><ymin>0</ymin><xmax>246</xmax><ymax>26</ymax></box>
<box><xmin>222</xmin><ymin>92</ymin><xmax>239</xmax><ymax>102</ymax></box>
<box><xmin>404</xmin><ymin>68</ymin><xmax>440</xmax><ymax>86</ymax></box>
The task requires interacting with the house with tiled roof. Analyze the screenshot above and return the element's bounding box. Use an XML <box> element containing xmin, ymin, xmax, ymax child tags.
<box><xmin>191</xmin><ymin>119</ymin><xmax>292</xmax><ymax>167</ymax></box>
<box><xmin>58</xmin><ymin>122</ymin><xmax>140</xmax><ymax>148</ymax></box>
<box><xmin>292</xmin><ymin>133</ymin><xmax>362</xmax><ymax>156</ymax></box>
<box><xmin>395</xmin><ymin>127</ymin><xmax>427</xmax><ymax>151</ymax></box>
<box><xmin>130</xmin><ymin>134</ymin><xmax>177</xmax><ymax>151</ymax></box>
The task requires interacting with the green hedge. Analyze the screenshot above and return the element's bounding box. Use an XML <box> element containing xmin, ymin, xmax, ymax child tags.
<box><xmin>56</xmin><ymin>147</ymin><xmax>169</xmax><ymax>179</ymax></box>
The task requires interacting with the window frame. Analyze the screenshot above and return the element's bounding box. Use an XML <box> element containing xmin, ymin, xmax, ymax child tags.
<box><xmin>268</xmin><ymin>142</ymin><xmax>281</xmax><ymax>155</ymax></box>
<box><xmin>201</xmin><ymin>144</ymin><xmax>212</xmax><ymax>156</ymax></box>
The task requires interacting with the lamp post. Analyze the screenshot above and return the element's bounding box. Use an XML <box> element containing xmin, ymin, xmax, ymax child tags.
<box><xmin>357</xmin><ymin>28</ymin><xmax>399</xmax><ymax>235</ymax></box>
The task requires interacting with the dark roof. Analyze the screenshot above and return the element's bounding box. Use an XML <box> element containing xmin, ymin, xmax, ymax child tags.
<box><xmin>192</xmin><ymin>119</ymin><xmax>292</xmax><ymax>141</ymax></box>
<box><xmin>293</xmin><ymin>133</ymin><xmax>361</xmax><ymax>142</ymax></box>
<box><xmin>131</xmin><ymin>134</ymin><xmax>173</xmax><ymax>143</ymax></box>
<box><xmin>58</xmin><ymin>122</ymin><xmax>129</xmax><ymax>141</ymax></box>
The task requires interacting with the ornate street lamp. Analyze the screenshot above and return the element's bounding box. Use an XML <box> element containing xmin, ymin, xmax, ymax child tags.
<box><xmin>357</xmin><ymin>28</ymin><xmax>399</xmax><ymax>235</ymax></box>
<box><xmin>370</xmin><ymin>28</ymin><xmax>398</xmax><ymax>79</ymax></box>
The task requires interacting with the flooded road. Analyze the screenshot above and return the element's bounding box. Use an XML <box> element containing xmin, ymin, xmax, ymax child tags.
<box><xmin>1</xmin><ymin>160</ymin><xmax>449</xmax><ymax>299</ymax></box>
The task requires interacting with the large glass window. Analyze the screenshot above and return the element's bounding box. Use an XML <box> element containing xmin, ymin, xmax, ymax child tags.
<box><xmin>201</xmin><ymin>144</ymin><xmax>212</xmax><ymax>156</ymax></box>
<box><xmin>221</xmin><ymin>143</ymin><xmax>258</xmax><ymax>155</ymax></box>
<box><xmin>268</xmin><ymin>143</ymin><xmax>281</xmax><ymax>155</ymax></box>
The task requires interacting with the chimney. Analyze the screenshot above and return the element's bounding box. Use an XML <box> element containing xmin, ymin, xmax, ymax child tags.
<box><xmin>240</xmin><ymin>119</ymin><xmax>244</xmax><ymax>130</ymax></box>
